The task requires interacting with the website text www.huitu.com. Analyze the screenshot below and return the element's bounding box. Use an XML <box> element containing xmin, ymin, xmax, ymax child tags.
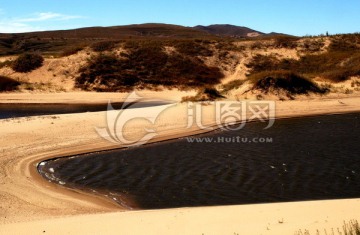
<box><xmin>185</xmin><ymin>136</ymin><xmax>273</xmax><ymax>144</ymax></box>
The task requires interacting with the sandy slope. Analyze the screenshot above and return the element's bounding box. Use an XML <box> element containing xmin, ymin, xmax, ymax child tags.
<box><xmin>2</xmin><ymin>199</ymin><xmax>360</xmax><ymax>235</ymax></box>
<box><xmin>0</xmin><ymin>92</ymin><xmax>360</xmax><ymax>234</ymax></box>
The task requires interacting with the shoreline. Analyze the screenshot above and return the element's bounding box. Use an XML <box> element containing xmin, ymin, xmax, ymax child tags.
<box><xmin>37</xmin><ymin>110</ymin><xmax>360</xmax><ymax>211</ymax></box>
<box><xmin>1</xmin><ymin>92</ymin><xmax>360</xmax><ymax>233</ymax></box>
<box><xmin>35</xmin><ymin>110</ymin><xmax>360</xmax><ymax>210</ymax></box>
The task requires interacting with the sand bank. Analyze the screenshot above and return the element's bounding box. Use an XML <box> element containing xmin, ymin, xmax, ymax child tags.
<box><xmin>2</xmin><ymin>199</ymin><xmax>360</xmax><ymax>235</ymax></box>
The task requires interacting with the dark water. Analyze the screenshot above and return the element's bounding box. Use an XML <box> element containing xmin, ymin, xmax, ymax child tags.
<box><xmin>38</xmin><ymin>113</ymin><xmax>360</xmax><ymax>209</ymax></box>
<box><xmin>0</xmin><ymin>101</ymin><xmax>169</xmax><ymax>119</ymax></box>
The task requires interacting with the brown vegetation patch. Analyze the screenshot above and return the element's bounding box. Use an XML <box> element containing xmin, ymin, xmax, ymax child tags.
<box><xmin>76</xmin><ymin>42</ymin><xmax>223</xmax><ymax>92</ymax></box>
<box><xmin>0</xmin><ymin>76</ymin><xmax>21</xmax><ymax>91</ymax></box>
<box><xmin>11</xmin><ymin>53</ymin><xmax>44</xmax><ymax>73</ymax></box>
<box><xmin>249</xmin><ymin>70</ymin><xmax>328</xmax><ymax>95</ymax></box>
<box><xmin>90</xmin><ymin>40</ymin><xmax>119</xmax><ymax>52</ymax></box>
<box><xmin>182</xmin><ymin>87</ymin><xmax>225</xmax><ymax>102</ymax></box>
<box><xmin>246</xmin><ymin>51</ymin><xmax>360</xmax><ymax>82</ymax></box>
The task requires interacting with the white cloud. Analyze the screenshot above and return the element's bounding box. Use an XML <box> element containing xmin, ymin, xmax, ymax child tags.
<box><xmin>0</xmin><ymin>12</ymin><xmax>84</xmax><ymax>33</ymax></box>
<box><xmin>17</xmin><ymin>12</ymin><xmax>83</xmax><ymax>23</ymax></box>
<box><xmin>0</xmin><ymin>21</ymin><xmax>37</xmax><ymax>33</ymax></box>
<box><xmin>0</xmin><ymin>22</ymin><xmax>41</xmax><ymax>33</ymax></box>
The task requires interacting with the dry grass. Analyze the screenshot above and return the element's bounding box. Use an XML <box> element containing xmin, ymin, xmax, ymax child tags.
<box><xmin>295</xmin><ymin>220</ymin><xmax>360</xmax><ymax>235</ymax></box>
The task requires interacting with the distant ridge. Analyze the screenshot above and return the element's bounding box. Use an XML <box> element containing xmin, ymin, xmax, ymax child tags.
<box><xmin>194</xmin><ymin>24</ymin><xmax>265</xmax><ymax>38</ymax></box>
<box><xmin>0</xmin><ymin>23</ymin><xmax>283</xmax><ymax>40</ymax></box>
<box><xmin>0</xmin><ymin>23</ymin><xmax>290</xmax><ymax>55</ymax></box>
<box><xmin>0</xmin><ymin>23</ymin><xmax>212</xmax><ymax>39</ymax></box>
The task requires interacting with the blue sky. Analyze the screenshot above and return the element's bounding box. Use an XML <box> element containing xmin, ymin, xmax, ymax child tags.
<box><xmin>0</xmin><ymin>0</ymin><xmax>359</xmax><ymax>36</ymax></box>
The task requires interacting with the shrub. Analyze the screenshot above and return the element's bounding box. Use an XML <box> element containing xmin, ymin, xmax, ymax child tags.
<box><xmin>246</xmin><ymin>52</ymin><xmax>360</xmax><ymax>82</ymax></box>
<box><xmin>76</xmin><ymin>54</ymin><xmax>137</xmax><ymax>92</ymax></box>
<box><xmin>245</xmin><ymin>54</ymin><xmax>282</xmax><ymax>73</ymax></box>
<box><xmin>250</xmin><ymin>41</ymin><xmax>263</xmax><ymax>50</ymax></box>
<box><xmin>273</xmin><ymin>36</ymin><xmax>299</xmax><ymax>48</ymax></box>
<box><xmin>182</xmin><ymin>87</ymin><xmax>224</xmax><ymax>102</ymax></box>
<box><xmin>203</xmin><ymin>87</ymin><xmax>224</xmax><ymax>99</ymax></box>
<box><xmin>249</xmin><ymin>70</ymin><xmax>328</xmax><ymax>95</ymax></box>
<box><xmin>11</xmin><ymin>53</ymin><xmax>44</xmax><ymax>73</ymax></box>
<box><xmin>60</xmin><ymin>45</ymin><xmax>85</xmax><ymax>57</ymax></box>
<box><xmin>329</xmin><ymin>34</ymin><xmax>360</xmax><ymax>52</ymax></box>
<box><xmin>214</xmin><ymin>40</ymin><xmax>240</xmax><ymax>51</ymax></box>
<box><xmin>174</xmin><ymin>40</ymin><xmax>213</xmax><ymax>57</ymax></box>
<box><xmin>123</xmin><ymin>40</ymin><xmax>142</xmax><ymax>50</ymax></box>
<box><xmin>300</xmin><ymin>39</ymin><xmax>325</xmax><ymax>52</ymax></box>
<box><xmin>293</xmin><ymin>52</ymin><xmax>360</xmax><ymax>82</ymax></box>
<box><xmin>91</xmin><ymin>40</ymin><xmax>119</xmax><ymax>52</ymax></box>
<box><xmin>76</xmin><ymin>42</ymin><xmax>223</xmax><ymax>92</ymax></box>
<box><xmin>0</xmin><ymin>76</ymin><xmax>21</xmax><ymax>91</ymax></box>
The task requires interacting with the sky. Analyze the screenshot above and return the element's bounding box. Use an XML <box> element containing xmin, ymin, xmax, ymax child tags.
<box><xmin>0</xmin><ymin>0</ymin><xmax>359</xmax><ymax>36</ymax></box>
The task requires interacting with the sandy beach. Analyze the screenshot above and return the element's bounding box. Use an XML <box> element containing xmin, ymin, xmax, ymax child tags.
<box><xmin>1</xmin><ymin>91</ymin><xmax>360</xmax><ymax>234</ymax></box>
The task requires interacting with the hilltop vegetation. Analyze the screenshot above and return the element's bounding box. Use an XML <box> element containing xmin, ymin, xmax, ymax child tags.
<box><xmin>245</xmin><ymin>42</ymin><xmax>360</xmax><ymax>82</ymax></box>
<box><xmin>0</xmin><ymin>25</ymin><xmax>360</xmax><ymax>99</ymax></box>
<box><xmin>76</xmin><ymin>41</ymin><xmax>223</xmax><ymax>91</ymax></box>
<box><xmin>0</xmin><ymin>23</ymin><xmax>260</xmax><ymax>56</ymax></box>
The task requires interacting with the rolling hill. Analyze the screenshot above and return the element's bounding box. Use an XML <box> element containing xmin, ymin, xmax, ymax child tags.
<box><xmin>194</xmin><ymin>24</ymin><xmax>264</xmax><ymax>38</ymax></box>
<box><xmin>0</xmin><ymin>23</ymin><xmax>281</xmax><ymax>56</ymax></box>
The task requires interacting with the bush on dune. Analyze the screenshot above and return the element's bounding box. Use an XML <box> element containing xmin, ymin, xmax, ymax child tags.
<box><xmin>11</xmin><ymin>53</ymin><xmax>44</xmax><ymax>73</ymax></box>
<box><xmin>76</xmin><ymin>54</ymin><xmax>138</xmax><ymax>92</ymax></box>
<box><xmin>76</xmin><ymin>42</ymin><xmax>223</xmax><ymax>92</ymax></box>
<box><xmin>246</xmin><ymin>52</ymin><xmax>360</xmax><ymax>83</ymax></box>
<box><xmin>273</xmin><ymin>36</ymin><xmax>299</xmax><ymax>49</ymax></box>
<box><xmin>329</xmin><ymin>34</ymin><xmax>360</xmax><ymax>52</ymax></box>
<box><xmin>181</xmin><ymin>87</ymin><xmax>225</xmax><ymax>102</ymax></box>
<box><xmin>245</xmin><ymin>54</ymin><xmax>282</xmax><ymax>73</ymax></box>
<box><xmin>174</xmin><ymin>40</ymin><xmax>213</xmax><ymax>57</ymax></box>
<box><xmin>91</xmin><ymin>40</ymin><xmax>119</xmax><ymax>52</ymax></box>
<box><xmin>249</xmin><ymin>70</ymin><xmax>328</xmax><ymax>95</ymax></box>
<box><xmin>0</xmin><ymin>76</ymin><xmax>21</xmax><ymax>91</ymax></box>
<box><xmin>287</xmin><ymin>52</ymin><xmax>360</xmax><ymax>82</ymax></box>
